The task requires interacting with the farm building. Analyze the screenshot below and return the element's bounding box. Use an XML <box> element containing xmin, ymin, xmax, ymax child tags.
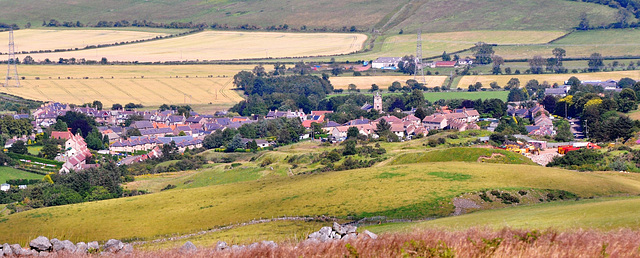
<box><xmin>372</xmin><ymin>57</ymin><xmax>403</xmax><ymax>69</ymax></box>
<box><xmin>429</xmin><ymin>61</ymin><xmax>458</xmax><ymax>68</ymax></box>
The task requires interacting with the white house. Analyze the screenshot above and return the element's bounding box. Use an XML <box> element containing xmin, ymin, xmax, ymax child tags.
<box><xmin>0</xmin><ymin>184</ymin><xmax>9</xmax><ymax>191</ymax></box>
<box><xmin>372</xmin><ymin>57</ymin><xmax>403</xmax><ymax>69</ymax></box>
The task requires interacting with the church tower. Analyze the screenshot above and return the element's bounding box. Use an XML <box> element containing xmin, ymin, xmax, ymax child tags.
<box><xmin>373</xmin><ymin>91</ymin><xmax>382</xmax><ymax>113</ymax></box>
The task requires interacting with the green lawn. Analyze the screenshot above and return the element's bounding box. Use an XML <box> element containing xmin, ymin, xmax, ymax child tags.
<box><xmin>2</xmin><ymin>161</ymin><xmax>640</xmax><ymax>244</ymax></box>
<box><xmin>367</xmin><ymin>196</ymin><xmax>640</xmax><ymax>233</ymax></box>
<box><xmin>27</xmin><ymin>146</ymin><xmax>42</xmax><ymax>156</ymax></box>
<box><xmin>0</xmin><ymin>167</ymin><xmax>44</xmax><ymax>184</ymax></box>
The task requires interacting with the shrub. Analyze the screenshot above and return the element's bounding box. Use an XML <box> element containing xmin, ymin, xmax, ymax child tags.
<box><xmin>518</xmin><ymin>190</ymin><xmax>528</xmax><ymax>196</ymax></box>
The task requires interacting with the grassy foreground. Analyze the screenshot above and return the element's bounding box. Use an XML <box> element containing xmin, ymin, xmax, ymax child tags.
<box><xmin>2</xmin><ymin>161</ymin><xmax>640</xmax><ymax>244</ymax></box>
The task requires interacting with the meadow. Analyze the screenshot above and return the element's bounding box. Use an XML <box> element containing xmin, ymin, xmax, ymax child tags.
<box><xmin>369</xmin><ymin>197</ymin><xmax>640</xmax><ymax>233</ymax></box>
<box><xmin>0</xmin><ymin>167</ymin><xmax>43</xmax><ymax>184</ymax></box>
<box><xmin>0</xmin><ymin>29</ymin><xmax>170</xmax><ymax>54</ymax></box>
<box><xmin>2</xmin><ymin>158</ymin><xmax>640</xmax><ymax>244</ymax></box>
<box><xmin>12</xmin><ymin>31</ymin><xmax>367</xmax><ymax>62</ymax></box>
<box><xmin>456</xmin><ymin>70</ymin><xmax>640</xmax><ymax>88</ymax></box>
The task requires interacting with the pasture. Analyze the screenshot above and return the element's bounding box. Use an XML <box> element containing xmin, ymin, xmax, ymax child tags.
<box><xmin>330</xmin><ymin>75</ymin><xmax>447</xmax><ymax>89</ymax></box>
<box><xmin>490</xmin><ymin>29</ymin><xmax>640</xmax><ymax>59</ymax></box>
<box><xmin>2</xmin><ymin>160</ymin><xmax>640</xmax><ymax>244</ymax></box>
<box><xmin>456</xmin><ymin>70</ymin><xmax>640</xmax><ymax>88</ymax></box>
<box><xmin>0</xmin><ymin>29</ymin><xmax>170</xmax><ymax>54</ymax></box>
<box><xmin>369</xmin><ymin>197</ymin><xmax>640</xmax><ymax>233</ymax></box>
<box><xmin>0</xmin><ymin>65</ymin><xmax>254</xmax><ymax>108</ymax></box>
<box><xmin>0</xmin><ymin>167</ymin><xmax>43</xmax><ymax>184</ymax></box>
<box><xmin>12</xmin><ymin>31</ymin><xmax>367</xmax><ymax>62</ymax></box>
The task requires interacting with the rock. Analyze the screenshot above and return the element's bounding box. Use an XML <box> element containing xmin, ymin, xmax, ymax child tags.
<box><xmin>122</xmin><ymin>244</ymin><xmax>134</xmax><ymax>254</ymax></box>
<box><xmin>30</xmin><ymin>236</ymin><xmax>52</xmax><ymax>252</ymax></box>
<box><xmin>215</xmin><ymin>241</ymin><xmax>228</xmax><ymax>251</ymax></box>
<box><xmin>333</xmin><ymin>222</ymin><xmax>346</xmax><ymax>235</ymax></box>
<box><xmin>179</xmin><ymin>241</ymin><xmax>197</xmax><ymax>253</ymax></box>
<box><xmin>345</xmin><ymin>225</ymin><xmax>357</xmax><ymax>234</ymax></box>
<box><xmin>87</xmin><ymin>241</ymin><xmax>99</xmax><ymax>251</ymax></box>
<box><xmin>39</xmin><ymin>251</ymin><xmax>50</xmax><ymax>256</ymax></box>
<box><xmin>260</xmin><ymin>241</ymin><xmax>277</xmax><ymax>249</ymax></box>
<box><xmin>61</xmin><ymin>240</ymin><xmax>76</xmax><ymax>252</ymax></box>
<box><xmin>308</xmin><ymin>232</ymin><xmax>321</xmax><ymax>239</ymax></box>
<box><xmin>103</xmin><ymin>239</ymin><xmax>124</xmax><ymax>253</ymax></box>
<box><xmin>10</xmin><ymin>244</ymin><xmax>23</xmax><ymax>255</ymax></box>
<box><xmin>342</xmin><ymin>233</ymin><xmax>358</xmax><ymax>241</ymax></box>
<box><xmin>3</xmin><ymin>243</ymin><xmax>13</xmax><ymax>256</ymax></box>
<box><xmin>362</xmin><ymin>230</ymin><xmax>378</xmax><ymax>240</ymax></box>
<box><xmin>0</xmin><ymin>248</ymin><xmax>4</xmax><ymax>257</ymax></box>
<box><xmin>29</xmin><ymin>249</ymin><xmax>39</xmax><ymax>256</ymax></box>
<box><xmin>75</xmin><ymin>242</ymin><xmax>88</xmax><ymax>254</ymax></box>
<box><xmin>319</xmin><ymin>226</ymin><xmax>333</xmax><ymax>236</ymax></box>
<box><xmin>50</xmin><ymin>238</ymin><xmax>64</xmax><ymax>252</ymax></box>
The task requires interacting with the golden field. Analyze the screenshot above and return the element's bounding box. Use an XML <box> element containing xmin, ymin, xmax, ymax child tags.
<box><xmin>1</xmin><ymin>65</ymin><xmax>254</xmax><ymax>107</ymax></box>
<box><xmin>1</xmin><ymin>29</ymin><xmax>170</xmax><ymax>53</ymax></box>
<box><xmin>457</xmin><ymin>70</ymin><xmax>640</xmax><ymax>88</ymax></box>
<box><xmin>330</xmin><ymin>75</ymin><xmax>448</xmax><ymax>89</ymax></box>
<box><xmin>10</xmin><ymin>31</ymin><xmax>367</xmax><ymax>62</ymax></box>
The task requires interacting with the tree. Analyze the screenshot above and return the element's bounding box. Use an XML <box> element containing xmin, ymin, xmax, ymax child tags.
<box><xmin>342</xmin><ymin>140</ymin><xmax>357</xmax><ymax>156</ymax></box>
<box><xmin>389</xmin><ymin>81</ymin><xmax>402</xmax><ymax>92</ymax></box>
<box><xmin>505</xmin><ymin>78</ymin><xmax>520</xmax><ymax>90</ymax></box>
<box><xmin>86</xmin><ymin>128</ymin><xmax>105</xmax><ymax>150</ymax></box>
<box><xmin>508</xmin><ymin>88</ymin><xmax>528</xmax><ymax>102</ymax></box>
<box><xmin>492</xmin><ymin>55</ymin><xmax>504</xmax><ymax>75</ymax></box>
<box><xmin>529</xmin><ymin>55</ymin><xmax>545</xmax><ymax>74</ymax></box>
<box><xmin>375</xmin><ymin>118</ymin><xmax>391</xmax><ymax>135</ymax></box>
<box><xmin>554</xmin><ymin>120</ymin><xmax>573</xmax><ymax>142</ymax></box>
<box><xmin>100</xmin><ymin>57</ymin><xmax>108</xmax><ymax>64</ymax></box>
<box><xmin>618</xmin><ymin>78</ymin><xmax>636</xmax><ymax>89</ymax></box>
<box><xmin>252</xmin><ymin>65</ymin><xmax>267</xmax><ymax>77</ymax></box>
<box><xmin>247</xmin><ymin>140</ymin><xmax>258</xmax><ymax>150</ymax></box>
<box><xmin>398</xmin><ymin>55</ymin><xmax>416</xmax><ymax>75</ymax></box>
<box><xmin>92</xmin><ymin>100</ymin><xmax>103</xmax><ymax>110</ymax></box>
<box><xmin>588</xmin><ymin>53</ymin><xmax>604</xmax><ymax>72</ymax></box>
<box><xmin>552</xmin><ymin>48</ymin><xmax>566</xmax><ymax>66</ymax></box>
<box><xmin>490</xmin><ymin>82</ymin><xmax>501</xmax><ymax>89</ymax></box>
<box><xmin>347</xmin><ymin>126</ymin><xmax>359</xmax><ymax>139</ymax></box>
<box><xmin>442</xmin><ymin>51</ymin><xmax>451</xmax><ymax>61</ymax></box>
<box><xmin>370</xmin><ymin>84</ymin><xmax>379</xmax><ymax>92</ymax></box>
<box><xmin>542</xmin><ymin>95</ymin><xmax>557</xmax><ymax>112</ymax></box>
<box><xmin>415</xmin><ymin>108</ymin><xmax>428</xmax><ymax>120</ymax></box>
<box><xmin>111</xmin><ymin>103</ymin><xmax>123</xmax><ymax>110</ymax></box>
<box><xmin>348</xmin><ymin>84</ymin><xmax>357</xmax><ymax>92</ymax></box>
<box><xmin>23</xmin><ymin>56</ymin><xmax>34</xmax><ymax>64</ymax></box>
<box><xmin>227</xmin><ymin>134</ymin><xmax>245</xmax><ymax>151</ymax></box>
<box><xmin>9</xmin><ymin>140</ymin><xmax>27</xmax><ymax>154</ymax></box>
<box><xmin>473</xmin><ymin>42</ymin><xmax>494</xmax><ymax>64</ymax></box>
<box><xmin>53</xmin><ymin>119</ymin><xmax>68</xmax><ymax>131</ymax></box>
<box><xmin>578</xmin><ymin>12</ymin><xmax>590</xmax><ymax>30</ymax></box>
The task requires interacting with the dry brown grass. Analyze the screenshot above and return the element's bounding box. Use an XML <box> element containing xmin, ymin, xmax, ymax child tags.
<box><xmin>123</xmin><ymin>228</ymin><xmax>640</xmax><ymax>257</ymax></box>
<box><xmin>457</xmin><ymin>70</ymin><xmax>640</xmax><ymax>88</ymax></box>
<box><xmin>331</xmin><ymin>76</ymin><xmax>447</xmax><ymax>89</ymax></box>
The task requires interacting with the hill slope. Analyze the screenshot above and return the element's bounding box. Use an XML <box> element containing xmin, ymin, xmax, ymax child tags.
<box><xmin>0</xmin><ymin>0</ymin><xmax>622</xmax><ymax>32</ymax></box>
<box><xmin>1</xmin><ymin>162</ymin><xmax>639</xmax><ymax>244</ymax></box>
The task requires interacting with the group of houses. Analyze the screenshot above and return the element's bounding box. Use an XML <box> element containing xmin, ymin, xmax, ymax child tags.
<box><xmin>371</xmin><ymin>57</ymin><xmax>473</xmax><ymax>70</ymax></box>
<box><xmin>508</xmin><ymin>104</ymin><xmax>556</xmax><ymax>136</ymax></box>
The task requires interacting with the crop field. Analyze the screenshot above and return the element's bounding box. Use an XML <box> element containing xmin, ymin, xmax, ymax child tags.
<box><xmin>369</xmin><ymin>197</ymin><xmax>640</xmax><ymax>233</ymax></box>
<box><xmin>12</xmin><ymin>31</ymin><xmax>367</xmax><ymax>62</ymax></box>
<box><xmin>2</xmin><ymin>159</ymin><xmax>640</xmax><ymax>244</ymax></box>
<box><xmin>0</xmin><ymin>64</ymin><xmax>256</xmax><ymax>108</ymax></box>
<box><xmin>0</xmin><ymin>29</ymin><xmax>170</xmax><ymax>54</ymax></box>
<box><xmin>0</xmin><ymin>167</ymin><xmax>43</xmax><ymax>184</ymax></box>
<box><xmin>456</xmin><ymin>70</ymin><xmax>640</xmax><ymax>88</ymax></box>
<box><xmin>489</xmin><ymin>29</ymin><xmax>640</xmax><ymax>59</ymax></box>
<box><xmin>336</xmin><ymin>30</ymin><xmax>566</xmax><ymax>62</ymax></box>
<box><xmin>330</xmin><ymin>76</ymin><xmax>447</xmax><ymax>89</ymax></box>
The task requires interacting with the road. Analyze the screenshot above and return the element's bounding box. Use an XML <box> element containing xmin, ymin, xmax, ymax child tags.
<box><xmin>568</xmin><ymin>118</ymin><xmax>585</xmax><ymax>139</ymax></box>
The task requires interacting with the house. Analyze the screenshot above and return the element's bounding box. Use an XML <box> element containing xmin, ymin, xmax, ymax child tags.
<box><xmin>422</xmin><ymin>115</ymin><xmax>448</xmax><ymax>130</ymax></box>
<box><xmin>372</xmin><ymin>57</ymin><xmax>403</xmax><ymax>69</ymax></box>
<box><xmin>545</xmin><ymin>86</ymin><xmax>569</xmax><ymax>97</ymax></box>
<box><xmin>457</xmin><ymin>58</ymin><xmax>473</xmax><ymax>66</ymax></box>
<box><xmin>429</xmin><ymin>61</ymin><xmax>457</xmax><ymax>68</ymax></box>
<box><xmin>51</xmin><ymin>129</ymin><xmax>73</xmax><ymax>140</ymax></box>
<box><xmin>59</xmin><ymin>132</ymin><xmax>93</xmax><ymax>173</ymax></box>
<box><xmin>0</xmin><ymin>184</ymin><xmax>9</xmax><ymax>191</ymax></box>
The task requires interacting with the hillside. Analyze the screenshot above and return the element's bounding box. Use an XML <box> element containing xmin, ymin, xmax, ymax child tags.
<box><xmin>0</xmin><ymin>0</ymin><xmax>622</xmax><ymax>33</ymax></box>
<box><xmin>1</xmin><ymin>160</ymin><xmax>640</xmax><ymax>244</ymax></box>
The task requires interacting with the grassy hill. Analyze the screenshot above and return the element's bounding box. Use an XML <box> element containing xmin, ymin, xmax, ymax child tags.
<box><xmin>368</xmin><ymin>196</ymin><xmax>640</xmax><ymax>233</ymax></box>
<box><xmin>391</xmin><ymin>147</ymin><xmax>537</xmax><ymax>165</ymax></box>
<box><xmin>2</xmin><ymin>160</ymin><xmax>640</xmax><ymax>244</ymax></box>
<box><xmin>0</xmin><ymin>0</ymin><xmax>623</xmax><ymax>33</ymax></box>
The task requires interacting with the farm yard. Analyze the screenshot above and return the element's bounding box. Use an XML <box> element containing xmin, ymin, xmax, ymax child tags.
<box><xmin>0</xmin><ymin>29</ymin><xmax>172</xmax><ymax>54</ymax></box>
<box><xmin>10</xmin><ymin>31</ymin><xmax>368</xmax><ymax>62</ymax></box>
<box><xmin>456</xmin><ymin>70</ymin><xmax>640</xmax><ymax>88</ymax></box>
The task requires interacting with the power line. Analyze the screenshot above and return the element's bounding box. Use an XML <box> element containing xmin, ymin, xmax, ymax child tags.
<box><xmin>5</xmin><ymin>28</ymin><xmax>20</xmax><ymax>87</ymax></box>
<box><xmin>415</xmin><ymin>29</ymin><xmax>425</xmax><ymax>83</ymax></box>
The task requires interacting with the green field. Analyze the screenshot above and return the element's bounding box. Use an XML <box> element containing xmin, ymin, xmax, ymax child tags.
<box><xmin>2</xmin><ymin>159</ymin><xmax>640</xmax><ymax>244</ymax></box>
<box><xmin>0</xmin><ymin>167</ymin><xmax>44</xmax><ymax>184</ymax></box>
<box><xmin>368</xmin><ymin>197</ymin><xmax>640</xmax><ymax>233</ymax></box>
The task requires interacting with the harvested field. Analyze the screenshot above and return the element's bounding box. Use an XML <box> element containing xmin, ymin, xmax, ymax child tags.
<box><xmin>11</xmin><ymin>31</ymin><xmax>367</xmax><ymax>62</ymax></box>
<box><xmin>330</xmin><ymin>76</ymin><xmax>447</xmax><ymax>89</ymax></box>
<box><xmin>456</xmin><ymin>70</ymin><xmax>640</xmax><ymax>88</ymax></box>
<box><xmin>0</xmin><ymin>29</ymin><xmax>170</xmax><ymax>53</ymax></box>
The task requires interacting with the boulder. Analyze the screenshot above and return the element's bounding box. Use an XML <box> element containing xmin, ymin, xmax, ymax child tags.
<box><xmin>75</xmin><ymin>242</ymin><xmax>88</xmax><ymax>254</ymax></box>
<box><xmin>319</xmin><ymin>226</ymin><xmax>333</xmax><ymax>236</ymax></box>
<box><xmin>362</xmin><ymin>230</ymin><xmax>378</xmax><ymax>240</ymax></box>
<box><xmin>215</xmin><ymin>241</ymin><xmax>228</xmax><ymax>251</ymax></box>
<box><xmin>39</xmin><ymin>251</ymin><xmax>50</xmax><ymax>256</ymax></box>
<box><xmin>342</xmin><ymin>233</ymin><xmax>358</xmax><ymax>241</ymax></box>
<box><xmin>30</xmin><ymin>236</ymin><xmax>52</xmax><ymax>252</ymax></box>
<box><xmin>3</xmin><ymin>243</ymin><xmax>13</xmax><ymax>256</ymax></box>
<box><xmin>28</xmin><ymin>249</ymin><xmax>39</xmax><ymax>256</ymax></box>
<box><xmin>50</xmin><ymin>239</ymin><xmax>64</xmax><ymax>252</ymax></box>
<box><xmin>179</xmin><ymin>241</ymin><xmax>197</xmax><ymax>253</ymax></box>
<box><xmin>333</xmin><ymin>222</ymin><xmax>346</xmax><ymax>235</ymax></box>
<box><xmin>345</xmin><ymin>225</ymin><xmax>357</xmax><ymax>234</ymax></box>
<box><xmin>0</xmin><ymin>248</ymin><xmax>4</xmax><ymax>257</ymax></box>
<box><xmin>87</xmin><ymin>241</ymin><xmax>99</xmax><ymax>251</ymax></box>
<box><xmin>122</xmin><ymin>244</ymin><xmax>134</xmax><ymax>254</ymax></box>
<box><xmin>10</xmin><ymin>244</ymin><xmax>23</xmax><ymax>255</ymax></box>
<box><xmin>103</xmin><ymin>239</ymin><xmax>124</xmax><ymax>253</ymax></box>
<box><xmin>61</xmin><ymin>240</ymin><xmax>76</xmax><ymax>253</ymax></box>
